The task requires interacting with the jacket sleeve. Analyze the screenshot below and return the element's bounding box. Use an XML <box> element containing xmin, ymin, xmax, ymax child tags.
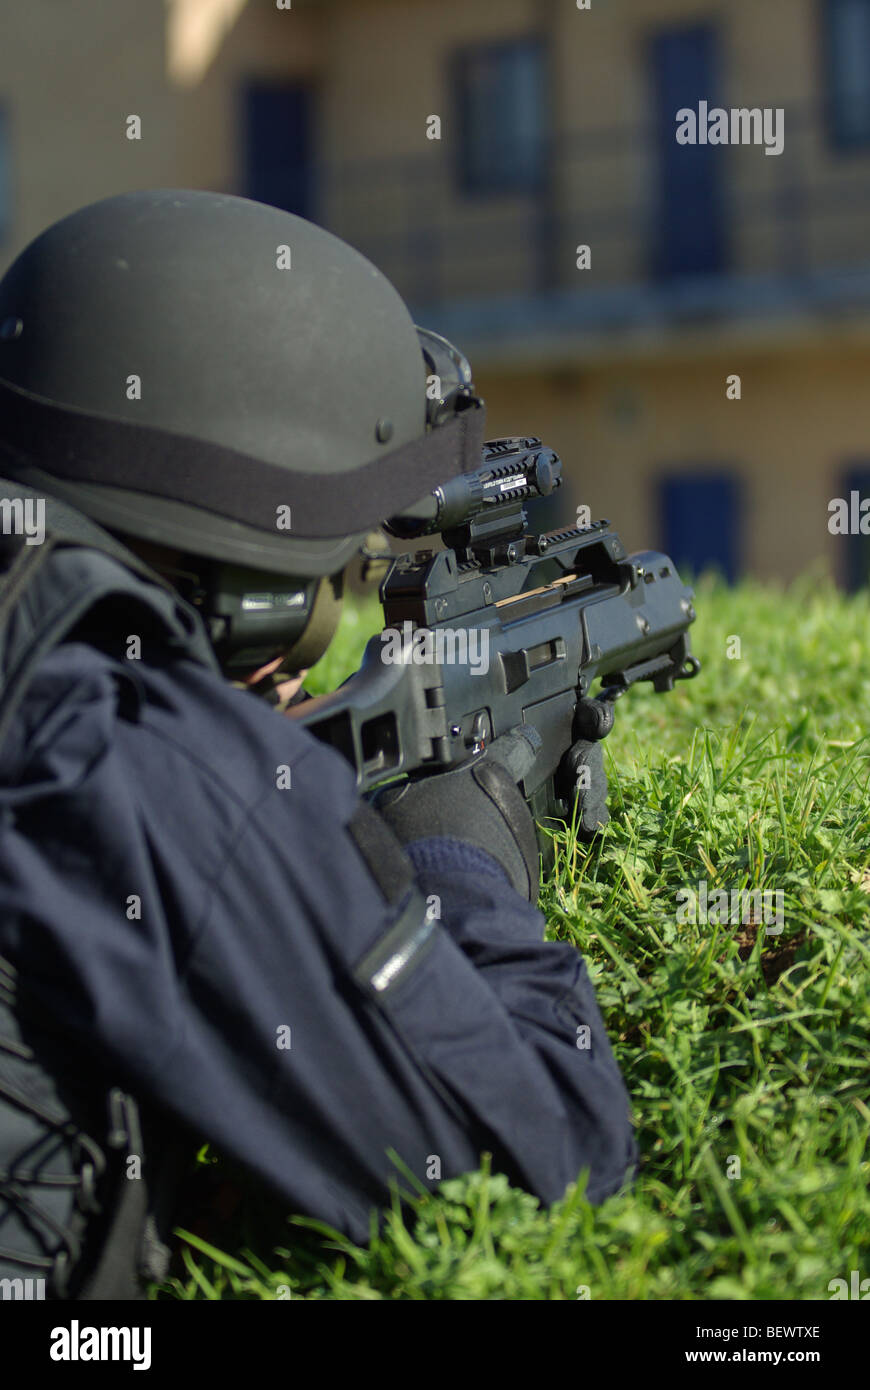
<box><xmin>0</xmin><ymin>642</ymin><xmax>635</xmax><ymax>1238</ymax></box>
<box><xmin>402</xmin><ymin>834</ymin><xmax>638</xmax><ymax>1203</ymax></box>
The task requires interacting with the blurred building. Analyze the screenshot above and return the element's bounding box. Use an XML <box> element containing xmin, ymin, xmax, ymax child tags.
<box><xmin>0</xmin><ymin>1</ymin><xmax>177</xmax><ymax>254</ymax></box>
<box><xmin>2</xmin><ymin>0</ymin><xmax>870</xmax><ymax>585</ymax></box>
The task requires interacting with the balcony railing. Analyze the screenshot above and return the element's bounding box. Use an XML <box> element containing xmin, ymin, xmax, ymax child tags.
<box><xmin>297</xmin><ymin>102</ymin><xmax>870</xmax><ymax>322</ymax></box>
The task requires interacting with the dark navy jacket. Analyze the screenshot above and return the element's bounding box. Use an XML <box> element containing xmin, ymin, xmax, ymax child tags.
<box><xmin>0</xmin><ymin>603</ymin><xmax>635</xmax><ymax>1242</ymax></box>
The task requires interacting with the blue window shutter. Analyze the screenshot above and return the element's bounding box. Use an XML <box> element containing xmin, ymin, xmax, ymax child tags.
<box><xmin>243</xmin><ymin>82</ymin><xmax>314</xmax><ymax>219</ymax></box>
<box><xmin>453</xmin><ymin>38</ymin><xmax>545</xmax><ymax>195</ymax></box>
<box><xmin>659</xmin><ymin>473</ymin><xmax>741</xmax><ymax>581</ymax></box>
<box><xmin>840</xmin><ymin>466</ymin><xmax>870</xmax><ymax>589</ymax></box>
<box><xmin>825</xmin><ymin>0</ymin><xmax>870</xmax><ymax>148</ymax></box>
<box><xmin>649</xmin><ymin>24</ymin><xmax>727</xmax><ymax>276</ymax></box>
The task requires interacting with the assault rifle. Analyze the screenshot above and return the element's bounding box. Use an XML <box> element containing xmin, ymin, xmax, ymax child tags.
<box><xmin>290</xmin><ymin>436</ymin><xmax>700</xmax><ymax>865</ymax></box>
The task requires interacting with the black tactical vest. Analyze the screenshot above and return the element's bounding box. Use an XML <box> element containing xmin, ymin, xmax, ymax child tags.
<box><xmin>0</xmin><ymin>479</ymin><xmax>217</xmax><ymax>1299</ymax></box>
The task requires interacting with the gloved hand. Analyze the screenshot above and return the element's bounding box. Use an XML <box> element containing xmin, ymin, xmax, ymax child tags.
<box><xmin>369</xmin><ymin>724</ymin><xmax>543</xmax><ymax>903</ymax></box>
<box><xmin>559</xmin><ymin>737</ymin><xmax>610</xmax><ymax>842</ymax></box>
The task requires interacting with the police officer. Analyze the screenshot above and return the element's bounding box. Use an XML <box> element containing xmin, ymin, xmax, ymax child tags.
<box><xmin>0</xmin><ymin>190</ymin><xmax>632</xmax><ymax>1300</ymax></box>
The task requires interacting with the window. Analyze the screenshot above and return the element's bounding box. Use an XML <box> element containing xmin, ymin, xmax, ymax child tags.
<box><xmin>453</xmin><ymin>38</ymin><xmax>546</xmax><ymax>195</ymax></box>
<box><xmin>649</xmin><ymin>25</ymin><xmax>727</xmax><ymax>277</ymax></box>
<box><xmin>659</xmin><ymin>472</ymin><xmax>741</xmax><ymax>582</ymax></box>
<box><xmin>824</xmin><ymin>0</ymin><xmax>870</xmax><ymax>148</ymax></box>
<box><xmin>0</xmin><ymin>106</ymin><xmax>10</xmax><ymax>245</ymax></box>
<box><xmin>242</xmin><ymin>81</ymin><xmax>314</xmax><ymax>219</ymax></box>
<box><xmin>839</xmin><ymin>465</ymin><xmax>870</xmax><ymax>589</ymax></box>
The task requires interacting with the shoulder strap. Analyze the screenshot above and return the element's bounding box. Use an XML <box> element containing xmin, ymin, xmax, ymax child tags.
<box><xmin>0</xmin><ymin>486</ymin><xmax>216</xmax><ymax>1297</ymax></box>
<box><xmin>0</xmin><ymin>480</ymin><xmax>219</xmax><ymax>748</ymax></box>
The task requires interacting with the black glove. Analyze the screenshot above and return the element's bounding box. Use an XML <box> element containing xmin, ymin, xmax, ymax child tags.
<box><xmin>559</xmin><ymin>737</ymin><xmax>610</xmax><ymax>842</ymax></box>
<box><xmin>369</xmin><ymin>724</ymin><xmax>543</xmax><ymax>903</ymax></box>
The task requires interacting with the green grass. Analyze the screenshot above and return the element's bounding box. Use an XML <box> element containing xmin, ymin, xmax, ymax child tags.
<box><xmin>154</xmin><ymin>570</ymin><xmax>870</xmax><ymax>1300</ymax></box>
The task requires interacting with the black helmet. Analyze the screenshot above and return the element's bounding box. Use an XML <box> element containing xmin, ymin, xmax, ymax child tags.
<box><xmin>0</xmin><ymin>189</ymin><xmax>485</xmax><ymax>580</ymax></box>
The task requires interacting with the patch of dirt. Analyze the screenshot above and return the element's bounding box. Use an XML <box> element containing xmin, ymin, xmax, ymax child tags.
<box><xmin>733</xmin><ymin>926</ymin><xmax>806</xmax><ymax>985</ymax></box>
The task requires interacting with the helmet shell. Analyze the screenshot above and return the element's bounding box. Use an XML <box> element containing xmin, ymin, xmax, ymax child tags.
<box><xmin>0</xmin><ymin>189</ymin><xmax>428</xmax><ymax>576</ymax></box>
